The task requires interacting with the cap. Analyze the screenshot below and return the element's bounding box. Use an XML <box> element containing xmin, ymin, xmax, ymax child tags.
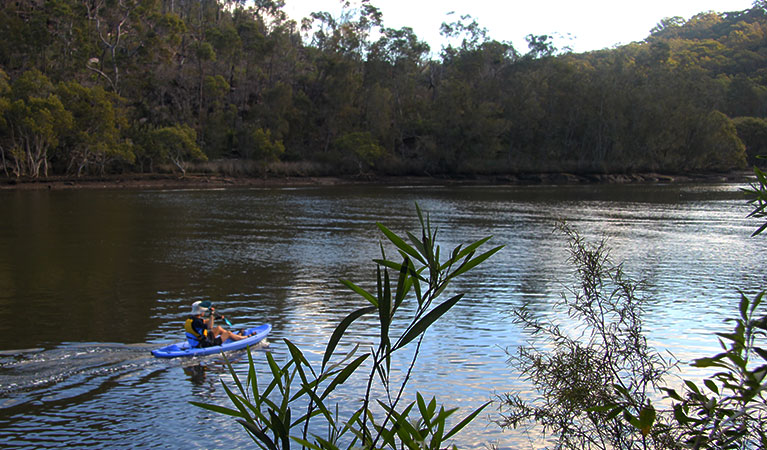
<box><xmin>191</xmin><ymin>300</ymin><xmax>213</xmax><ymax>315</ymax></box>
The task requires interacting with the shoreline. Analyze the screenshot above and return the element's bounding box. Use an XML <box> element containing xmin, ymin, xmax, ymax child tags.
<box><xmin>0</xmin><ymin>171</ymin><xmax>756</xmax><ymax>191</ymax></box>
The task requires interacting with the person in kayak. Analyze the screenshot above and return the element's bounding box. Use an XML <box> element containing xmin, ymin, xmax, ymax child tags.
<box><xmin>184</xmin><ymin>300</ymin><xmax>248</xmax><ymax>348</ymax></box>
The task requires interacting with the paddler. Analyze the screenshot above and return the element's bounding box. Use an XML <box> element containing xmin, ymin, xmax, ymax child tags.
<box><xmin>184</xmin><ymin>300</ymin><xmax>247</xmax><ymax>348</ymax></box>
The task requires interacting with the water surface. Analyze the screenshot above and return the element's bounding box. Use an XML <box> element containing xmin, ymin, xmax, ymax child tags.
<box><xmin>0</xmin><ymin>183</ymin><xmax>763</xmax><ymax>448</ymax></box>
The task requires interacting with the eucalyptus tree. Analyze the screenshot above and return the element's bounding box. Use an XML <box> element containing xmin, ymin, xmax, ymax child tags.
<box><xmin>0</xmin><ymin>0</ymin><xmax>92</xmax><ymax>79</ymax></box>
<box><xmin>734</xmin><ymin>116</ymin><xmax>767</xmax><ymax>165</ymax></box>
<box><xmin>2</xmin><ymin>70</ymin><xmax>73</xmax><ymax>178</ymax></box>
<box><xmin>145</xmin><ymin>124</ymin><xmax>207</xmax><ymax>175</ymax></box>
<box><xmin>55</xmin><ymin>81</ymin><xmax>135</xmax><ymax>176</ymax></box>
<box><xmin>231</xmin><ymin>3</ymin><xmax>303</xmax><ymax>160</ymax></box>
<box><xmin>200</xmin><ymin>11</ymin><xmax>240</xmax><ymax>140</ymax></box>
<box><xmin>726</xmin><ymin>75</ymin><xmax>767</xmax><ymax>119</ymax></box>
<box><xmin>433</xmin><ymin>33</ymin><xmax>516</xmax><ymax>172</ymax></box>
<box><xmin>365</xmin><ymin>26</ymin><xmax>431</xmax><ymax>159</ymax></box>
<box><xmin>296</xmin><ymin>0</ymin><xmax>384</xmax><ymax>160</ymax></box>
<box><xmin>83</xmin><ymin>0</ymin><xmax>141</xmax><ymax>94</ymax></box>
<box><xmin>128</xmin><ymin>11</ymin><xmax>188</xmax><ymax>126</ymax></box>
<box><xmin>0</xmin><ymin>69</ymin><xmax>11</xmax><ymax>177</ymax></box>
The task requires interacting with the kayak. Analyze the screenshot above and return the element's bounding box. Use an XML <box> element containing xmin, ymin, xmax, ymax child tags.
<box><xmin>151</xmin><ymin>324</ymin><xmax>272</xmax><ymax>358</ymax></box>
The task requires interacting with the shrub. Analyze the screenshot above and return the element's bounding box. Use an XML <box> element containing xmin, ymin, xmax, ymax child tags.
<box><xmin>499</xmin><ymin>170</ymin><xmax>767</xmax><ymax>449</ymax></box>
<box><xmin>665</xmin><ymin>292</ymin><xmax>767</xmax><ymax>449</ymax></box>
<box><xmin>497</xmin><ymin>222</ymin><xmax>677</xmax><ymax>449</ymax></box>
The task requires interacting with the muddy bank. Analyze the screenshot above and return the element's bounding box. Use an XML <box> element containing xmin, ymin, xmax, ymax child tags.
<box><xmin>0</xmin><ymin>171</ymin><xmax>756</xmax><ymax>190</ymax></box>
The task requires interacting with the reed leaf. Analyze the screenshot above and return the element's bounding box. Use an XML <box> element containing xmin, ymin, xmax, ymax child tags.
<box><xmin>340</xmin><ymin>279</ymin><xmax>378</xmax><ymax>307</ymax></box>
<box><xmin>448</xmin><ymin>245</ymin><xmax>504</xmax><ymax>280</ymax></box>
<box><xmin>396</xmin><ymin>293</ymin><xmax>464</xmax><ymax>350</ymax></box>
<box><xmin>236</xmin><ymin>419</ymin><xmax>278</xmax><ymax>450</ymax></box>
<box><xmin>320</xmin><ymin>354</ymin><xmax>369</xmax><ymax>400</ymax></box>
<box><xmin>189</xmin><ymin>400</ymin><xmax>241</xmax><ymax>417</ymax></box>
<box><xmin>376</xmin><ymin>222</ymin><xmax>426</xmax><ymax>265</ymax></box>
<box><xmin>322</xmin><ymin>306</ymin><xmax>376</xmax><ymax>370</ymax></box>
<box><xmin>444</xmin><ymin>401</ymin><xmax>491</xmax><ymax>440</ymax></box>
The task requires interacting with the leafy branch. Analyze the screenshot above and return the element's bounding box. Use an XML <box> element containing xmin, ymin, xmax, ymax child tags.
<box><xmin>193</xmin><ymin>204</ymin><xmax>502</xmax><ymax>449</ymax></box>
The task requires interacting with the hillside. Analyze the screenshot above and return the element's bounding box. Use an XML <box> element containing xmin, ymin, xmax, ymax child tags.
<box><xmin>1</xmin><ymin>0</ymin><xmax>766</xmax><ymax>179</ymax></box>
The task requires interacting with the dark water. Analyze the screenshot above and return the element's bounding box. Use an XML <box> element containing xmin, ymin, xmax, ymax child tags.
<box><xmin>0</xmin><ymin>183</ymin><xmax>763</xmax><ymax>448</ymax></box>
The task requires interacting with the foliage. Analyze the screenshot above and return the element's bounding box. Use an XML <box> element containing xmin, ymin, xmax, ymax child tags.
<box><xmin>497</xmin><ymin>223</ymin><xmax>677</xmax><ymax>449</ymax></box>
<box><xmin>743</xmin><ymin>165</ymin><xmax>767</xmax><ymax>236</ymax></box>
<box><xmin>1</xmin><ymin>2</ymin><xmax>766</xmax><ymax>177</ymax></box>
<box><xmin>0</xmin><ymin>70</ymin><xmax>73</xmax><ymax>178</ymax></box>
<box><xmin>733</xmin><ymin>117</ymin><xmax>767</xmax><ymax>166</ymax></box>
<box><xmin>689</xmin><ymin>111</ymin><xmax>746</xmax><ymax>171</ymax></box>
<box><xmin>250</xmin><ymin>128</ymin><xmax>286</xmax><ymax>164</ymax></box>
<box><xmin>500</xmin><ymin>169</ymin><xmax>767</xmax><ymax>449</ymax></box>
<box><xmin>55</xmin><ymin>81</ymin><xmax>134</xmax><ymax>176</ymax></box>
<box><xmin>146</xmin><ymin>125</ymin><xmax>207</xmax><ymax>176</ymax></box>
<box><xmin>0</xmin><ymin>69</ymin><xmax>11</xmax><ymax>177</ymax></box>
<box><xmin>664</xmin><ymin>165</ymin><xmax>767</xmax><ymax>446</ymax></box>
<box><xmin>192</xmin><ymin>205</ymin><xmax>503</xmax><ymax>449</ymax></box>
<box><xmin>664</xmin><ymin>292</ymin><xmax>767</xmax><ymax>449</ymax></box>
<box><xmin>333</xmin><ymin>131</ymin><xmax>386</xmax><ymax>173</ymax></box>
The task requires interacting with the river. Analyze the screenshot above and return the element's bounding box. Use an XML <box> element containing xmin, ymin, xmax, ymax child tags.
<box><xmin>0</xmin><ymin>182</ymin><xmax>764</xmax><ymax>449</ymax></box>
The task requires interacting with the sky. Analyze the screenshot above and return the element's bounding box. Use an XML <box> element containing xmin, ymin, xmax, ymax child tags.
<box><xmin>281</xmin><ymin>0</ymin><xmax>756</xmax><ymax>54</ymax></box>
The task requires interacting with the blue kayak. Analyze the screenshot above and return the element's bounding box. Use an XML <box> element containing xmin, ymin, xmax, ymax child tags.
<box><xmin>151</xmin><ymin>324</ymin><xmax>271</xmax><ymax>358</ymax></box>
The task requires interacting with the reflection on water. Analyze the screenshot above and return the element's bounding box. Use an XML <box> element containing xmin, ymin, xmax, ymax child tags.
<box><xmin>0</xmin><ymin>183</ymin><xmax>763</xmax><ymax>448</ymax></box>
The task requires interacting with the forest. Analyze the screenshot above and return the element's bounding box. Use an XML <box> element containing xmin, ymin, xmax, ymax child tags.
<box><xmin>1</xmin><ymin>0</ymin><xmax>766</xmax><ymax>179</ymax></box>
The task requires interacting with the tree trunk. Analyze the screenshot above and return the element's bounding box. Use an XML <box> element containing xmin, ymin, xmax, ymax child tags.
<box><xmin>0</xmin><ymin>145</ymin><xmax>9</xmax><ymax>178</ymax></box>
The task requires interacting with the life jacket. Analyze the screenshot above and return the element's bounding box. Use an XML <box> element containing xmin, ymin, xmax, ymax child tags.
<box><xmin>184</xmin><ymin>316</ymin><xmax>209</xmax><ymax>348</ymax></box>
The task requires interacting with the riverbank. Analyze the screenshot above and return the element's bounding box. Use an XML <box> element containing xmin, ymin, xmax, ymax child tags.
<box><xmin>0</xmin><ymin>171</ymin><xmax>755</xmax><ymax>190</ymax></box>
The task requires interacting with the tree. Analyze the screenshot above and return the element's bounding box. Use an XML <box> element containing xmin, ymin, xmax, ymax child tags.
<box><xmin>303</xmin><ymin>0</ymin><xmax>382</xmax><ymax>57</ymax></box>
<box><xmin>649</xmin><ymin>16</ymin><xmax>687</xmax><ymax>38</ymax></box>
<box><xmin>147</xmin><ymin>124</ymin><xmax>207</xmax><ymax>176</ymax></box>
<box><xmin>688</xmin><ymin>110</ymin><xmax>746</xmax><ymax>171</ymax></box>
<box><xmin>524</xmin><ymin>34</ymin><xmax>558</xmax><ymax>59</ymax></box>
<box><xmin>248</xmin><ymin>127</ymin><xmax>285</xmax><ymax>176</ymax></box>
<box><xmin>56</xmin><ymin>81</ymin><xmax>135</xmax><ymax>176</ymax></box>
<box><xmin>3</xmin><ymin>0</ymin><xmax>767</xmax><ymax>178</ymax></box>
<box><xmin>0</xmin><ymin>69</ymin><xmax>10</xmax><ymax>177</ymax></box>
<box><xmin>364</xmin><ymin>26</ymin><xmax>431</xmax><ymax>160</ymax></box>
<box><xmin>200</xmin><ymin>74</ymin><xmax>235</xmax><ymax>158</ymax></box>
<box><xmin>83</xmin><ymin>0</ymin><xmax>139</xmax><ymax>94</ymax></box>
<box><xmin>432</xmin><ymin>36</ymin><xmax>515</xmax><ymax>173</ymax></box>
<box><xmin>725</xmin><ymin>75</ymin><xmax>767</xmax><ymax>118</ymax></box>
<box><xmin>1</xmin><ymin>70</ymin><xmax>72</xmax><ymax>178</ymax></box>
<box><xmin>333</xmin><ymin>130</ymin><xmax>386</xmax><ymax>174</ymax></box>
<box><xmin>734</xmin><ymin>116</ymin><xmax>767</xmax><ymax>166</ymax></box>
<box><xmin>439</xmin><ymin>14</ymin><xmax>489</xmax><ymax>57</ymax></box>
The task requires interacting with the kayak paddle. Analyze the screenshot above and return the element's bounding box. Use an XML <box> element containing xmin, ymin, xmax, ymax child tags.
<box><xmin>215</xmin><ymin>313</ymin><xmax>233</xmax><ymax>327</ymax></box>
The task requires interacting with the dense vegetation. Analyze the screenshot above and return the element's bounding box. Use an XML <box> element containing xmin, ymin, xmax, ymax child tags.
<box><xmin>1</xmin><ymin>0</ymin><xmax>766</xmax><ymax>179</ymax></box>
